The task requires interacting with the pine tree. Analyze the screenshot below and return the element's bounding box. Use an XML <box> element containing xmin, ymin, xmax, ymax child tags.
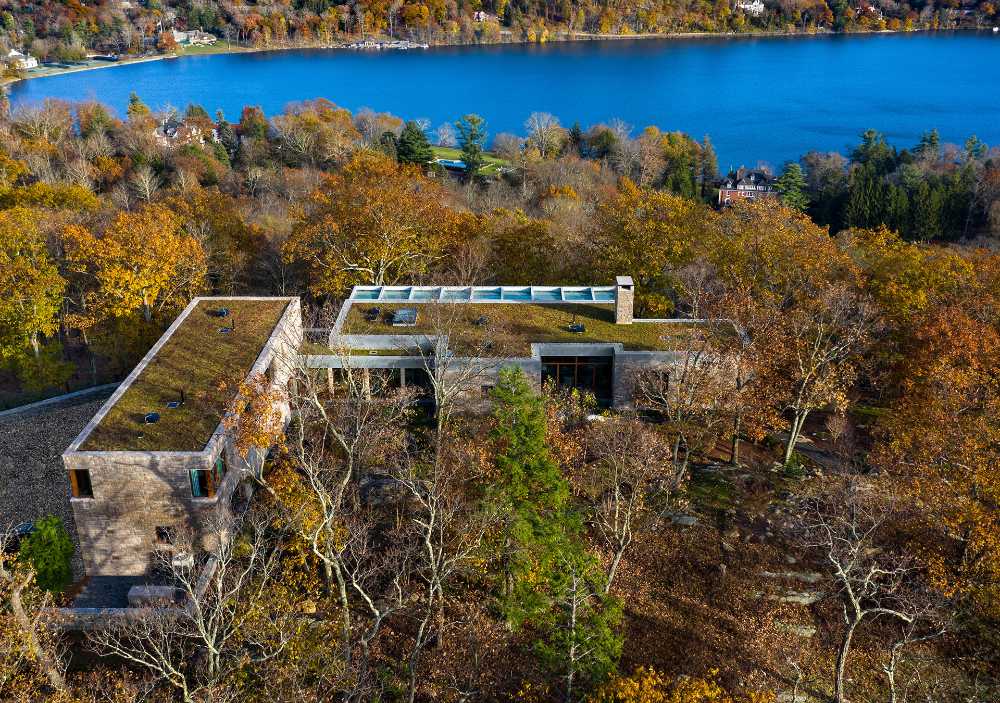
<box><xmin>489</xmin><ymin>369</ymin><xmax>622</xmax><ymax>697</ymax></box>
<box><xmin>699</xmin><ymin>135</ymin><xmax>719</xmax><ymax>199</ymax></box>
<box><xmin>776</xmin><ymin>162</ymin><xmax>810</xmax><ymax>211</ymax></box>
<box><xmin>17</xmin><ymin>516</ymin><xmax>74</xmax><ymax>593</ymax></box>
<box><xmin>489</xmin><ymin>367</ymin><xmax>577</xmax><ymax>624</ymax></box>
<box><xmin>396</xmin><ymin>120</ymin><xmax>434</xmax><ymax>166</ymax></box>
<box><xmin>455</xmin><ymin>113</ymin><xmax>487</xmax><ymax>177</ymax></box>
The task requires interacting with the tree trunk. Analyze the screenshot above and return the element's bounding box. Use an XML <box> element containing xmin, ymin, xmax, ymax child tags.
<box><xmin>730</xmin><ymin>413</ymin><xmax>742</xmax><ymax>465</ymax></box>
<box><xmin>783</xmin><ymin>410</ymin><xmax>808</xmax><ymax>466</ymax></box>
<box><xmin>605</xmin><ymin>545</ymin><xmax>626</xmax><ymax>594</ymax></box>
<box><xmin>834</xmin><ymin>617</ymin><xmax>859</xmax><ymax>703</ymax></box>
<box><xmin>8</xmin><ymin>574</ymin><xmax>65</xmax><ymax>692</ymax></box>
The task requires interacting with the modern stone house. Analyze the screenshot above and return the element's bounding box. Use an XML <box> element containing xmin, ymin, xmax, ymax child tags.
<box><xmin>303</xmin><ymin>277</ymin><xmax>726</xmax><ymax>408</ymax></box>
<box><xmin>62</xmin><ymin>297</ymin><xmax>301</xmax><ymax>595</ymax></box>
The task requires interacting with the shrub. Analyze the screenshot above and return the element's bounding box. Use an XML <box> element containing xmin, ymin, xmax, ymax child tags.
<box><xmin>19</xmin><ymin>515</ymin><xmax>74</xmax><ymax>592</ymax></box>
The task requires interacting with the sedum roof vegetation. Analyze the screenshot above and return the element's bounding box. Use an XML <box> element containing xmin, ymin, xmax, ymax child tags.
<box><xmin>340</xmin><ymin>302</ymin><xmax>727</xmax><ymax>357</ymax></box>
<box><xmin>80</xmin><ymin>299</ymin><xmax>290</xmax><ymax>453</ymax></box>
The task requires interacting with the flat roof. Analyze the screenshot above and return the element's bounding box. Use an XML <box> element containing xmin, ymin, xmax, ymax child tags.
<box><xmin>78</xmin><ymin>298</ymin><xmax>291</xmax><ymax>452</ymax></box>
<box><xmin>339</xmin><ymin>302</ymin><xmax>722</xmax><ymax>357</ymax></box>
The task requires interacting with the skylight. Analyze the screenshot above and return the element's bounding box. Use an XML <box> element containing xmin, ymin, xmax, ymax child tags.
<box><xmin>349</xmin><ymin>285</ymin><xmax>619</xmax><ymax>304</ymax></box>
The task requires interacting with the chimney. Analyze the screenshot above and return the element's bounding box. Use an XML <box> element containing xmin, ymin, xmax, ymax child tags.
<box><xmin>615</xmin><ymin>276</ymin><xmax>634</xmax><ymax>325</ymax></box>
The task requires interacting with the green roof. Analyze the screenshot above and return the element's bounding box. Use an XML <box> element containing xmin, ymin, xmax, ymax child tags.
<box><xmin>339</xmin><ymin>303</ymin><xmax>723</xmax><ymax>356</ymax></box>
<box><xmin>80</xmin><ymin>299</ymin><xmax>290</xmax><ymax>452</ymax></box>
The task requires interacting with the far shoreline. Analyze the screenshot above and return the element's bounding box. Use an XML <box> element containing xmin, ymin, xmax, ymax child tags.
<box><xmin>4</xmin><ymin>26</ymin><xmax>993</xmax><ymax>89</ymax></box>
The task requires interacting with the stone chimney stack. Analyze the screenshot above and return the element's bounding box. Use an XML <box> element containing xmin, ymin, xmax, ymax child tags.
<box><xmin>615</xmin><ymin>276</ymin><xmax>634</xmax><ymax>325</ymax></box>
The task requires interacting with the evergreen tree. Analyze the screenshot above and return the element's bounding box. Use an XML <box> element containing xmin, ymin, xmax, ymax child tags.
<box><xmin>915</xmin><ymin>128</ymin><xmax>941</xmax><ymax>161</ymax></box>
<box><xmin>568</xmin><ymin>122</ymin><xmax>584</xmax><ymax>156</ymax></box>
<box><xmin>699</xmin><ymin>135</ymin><xmax>719</xmax><ymax>199</ymax></box>
<box><xmin>126</xmin><ymin>91</ymin><xmax>150</xmax><ymax>119</ymax></box>
<box><xmin>396</xmin><ymin>120</ymin><xmax>433</xmax><ymax>166</ymax></box>
<box><xmin>455</xmin><ymin>113</ymin><xmax>487</xmax><ymax>177</ymax></box>
<box><xmin>776</xmin><ymin>162</ymin><xmax>810</xmax><ymax>211</ymax></box>
<box><xmin>489</xmin><ymin>369</ymin><xmax>622</xmax><ymax>697</ymax></box>
<box><xmin>489</xmin><ymin>367</ymin><xmax>577</xmax><ymax>624</ymax></box>
<box><xmin>912</xmin><ymin>180</ymin><xmax>943</xmax><ymax>242</ymax></box>
<box><xmin>377</xmin><ymin>130</ymin><xmax>399</xmax><ymax>160</ymax></box>
<box><xmin>18</xmin><ymin>516</ymin><xmax>74</xmax><ymax>593</ymax></box>
<box><xmin>844</xmin><ymin>162</ymin><xmax>884</xmax><ymax>228</ymax></box>
<box><xmin>215</xmin><ymin>110</ymin><xmax>239</xmax><ymax>161</ymax></box>
<box><xmin>851</xmin><ymin>129</ymin><xmax>896</xmax><ymax>174</ymax></box>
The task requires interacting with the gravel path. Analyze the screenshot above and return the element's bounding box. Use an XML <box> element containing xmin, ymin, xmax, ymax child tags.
<box><xmin>0</xmin><ymin>394</ymin><xmax>111</xmax><ymax>579</ymax></box>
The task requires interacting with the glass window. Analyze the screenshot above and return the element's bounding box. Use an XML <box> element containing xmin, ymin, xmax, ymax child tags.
<box><xmin>190</xmin><ymin>469</ymin><xmax>215</xmax><ymax>498</ymax></box>
<box><xmin>69</xmin><ymin>469</ymin><xmax>94</xmax><ymax>498</ymax></box>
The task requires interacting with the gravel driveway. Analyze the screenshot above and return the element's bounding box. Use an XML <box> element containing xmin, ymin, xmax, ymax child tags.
<box><xmin>0</xmin><ymin>394</ymin><xmax>111</xmax><ymax>579</ymax></box>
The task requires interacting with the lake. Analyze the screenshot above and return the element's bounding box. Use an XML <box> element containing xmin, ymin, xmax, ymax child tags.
<box><xmin>9</xmin><ymin>31</ymin><xmax>1000</xmax><ymax>167</ymax></box>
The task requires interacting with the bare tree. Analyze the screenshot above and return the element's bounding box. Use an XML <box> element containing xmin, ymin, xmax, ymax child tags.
<box><xmin>273</xmin><ymin>356</ymin><xmax>414</xmax><ymax>653</ymax></box>
<box><xmin>630</xmin><ymin>326</ymin><xmax>734</xmax><ymax>479</ymax></box>
<box><xmin>391</xmin><ymin>442</ymin><xmax>493</xmax><ymax>703</ymax></box>
<box><xmin>586</xmin><ymin>414</ymin><xmax>673</xmax><ymax>592</ymax></box>
<box><xmin>778</xmin><ymin>283</ymin><xmax>876</xmax><ymax>465</ymax></box>
<box><xmin>87</xmin><ymin>509</ymin><xmax>292</xmax><ymax>703</ymax></box>
<box><xmin>130</xmin><ymin>164</ymin><xmax>161</xmax><ymax>202</ymax></box>
<box><xmin>801</xmin><ymin>482</ymin><xmax>935</xmax><ymax>703</ymax></box>
<box><xmin>434</xmin><ymin>122</ymin><xmax>457</xmax><ymax>148</ymax></box>
<box><xmin>524</xmin><ymin>112</ymin><xmax>563</xmax><ymax>158</ymax></box>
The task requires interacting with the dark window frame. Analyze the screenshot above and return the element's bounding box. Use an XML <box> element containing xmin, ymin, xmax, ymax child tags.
<box><xmin>69</xmin><ymin>469</ymin><xmax>94</xmax><ymax>499</ymax></box>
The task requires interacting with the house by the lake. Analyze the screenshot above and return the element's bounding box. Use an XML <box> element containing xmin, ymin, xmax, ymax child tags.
<box><xmin>718</xmin><ymin>168</ymin><xmax>778</xmax><ymax>206</ymax></box>
<box><xmin>171</xmin><ymin>29</ymin><xmax>218</xmax><ymax>46</ymax></box>
<box><xmin>303</xmin><ymin>277</ymin><xmax>730</xmax><ymax>408</ymax></box>
<box><xmin>6</xmin><ymin>49</ymin><xmax>38</xmax><ymax>70</ymax></box>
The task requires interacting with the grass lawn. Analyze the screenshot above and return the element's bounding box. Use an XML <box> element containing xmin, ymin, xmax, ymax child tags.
<box><xmin>341</xmin><ymin>302</ymin><xmax>722</xmax><ymax>356</ymax></box>
<box><xmin>81</xmin><ymin>299</ymin><xmax>290</xmax><ymax>452</ymax></box>
<box><xmin>176</xmin><ymin>43</ymin><xmax>255</xmax><ymax>56</ymax></box>
<box><xmin>431</xmin><ymin>146</ymin><xmax>508</xmax><ymax>175</ymax></box>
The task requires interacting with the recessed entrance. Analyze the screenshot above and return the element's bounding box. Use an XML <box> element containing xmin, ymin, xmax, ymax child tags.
<box><xmin>541</xmin><ymin>356</ymin><xmax>613</xmax><ymax>405</ymax></box>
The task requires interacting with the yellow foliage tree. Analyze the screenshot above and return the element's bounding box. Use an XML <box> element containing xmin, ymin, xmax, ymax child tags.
<box><xmin>591</xmin><ymin>667</ymin><xmax>774</xmax><ymax>703</ymax></box>
<box><xmin>0</xmin><ymin>208</ymin><xmax>65</xmax><ymax>360</ymax></box>
<box><xmin>283</xmin><ymin>150</ymin><xmax>469</xmax><ymax>297</ymax></box>
<box><xmin>590</xmin><ymin>179</ymin><xmax>713</xmax><ymax>316</ymax></box>
<box><xmin>64</xmin><ymin>204</ymin><xmax>207</xmax><ymax>324</ymax></box>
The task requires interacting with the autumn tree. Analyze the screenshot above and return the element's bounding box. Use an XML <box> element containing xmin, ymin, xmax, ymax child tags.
<box><xmin>584</xmin><ymin>414</ymin><xmax>673</xmax><ymax>592</ymax></box>
<box><xmin>590</xmin><ymin>180</ymin><xmax>713</xmax><ymax>316</ymax></box>
<box><xmin>0</xmin><ymin>207</ymin><xmax>65</xmax><ymax>360</ymax></box>
<box><xmin>800</xmin><ymin>482</ymin><xmax>940</xmax><ymax>703</ymax></box>
<box><xmin>873</xmin><ymin>308</ymin><xmax>1000</xmax><ymax>622</ymax></box>
<box><xmin>283</xmin><ymin>151</ymin><xmax>469</xmax><ymax>297</ymax></box>
<box><xmin>64</xmin><ymin>204</ymin><xmax>207</xmax><ymax>323</ymax></box>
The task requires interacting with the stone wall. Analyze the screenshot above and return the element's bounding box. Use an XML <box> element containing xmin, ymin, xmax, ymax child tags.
<box><xmin>63</xmin><ymin>297</ymin><xmax>303</xmax><ymax>579</ymax></box>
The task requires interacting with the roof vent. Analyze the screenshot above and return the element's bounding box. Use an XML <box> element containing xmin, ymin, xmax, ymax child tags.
<box><xmin>212</xmin><ymin>307</ymin><xmax>230</xmax><ymax>318</ymax></box>
<box><xmin>364</xmin><ymin>307</ymin><xmax>381</xmax><ymax>322</ymax></box>
<box><xmin>473</xmin><ymin>315</ymin><xmax>488</xmax><ymax>327</ymax></box>
<box><xmin>144</xmin><ymin>412</ymin><xmax>161</xmax><ymax>424</ymax></box>
<box><xmin>166</xmin><ymin>389</ymin><xmax>185</xmax><ymax>409</ymax></box>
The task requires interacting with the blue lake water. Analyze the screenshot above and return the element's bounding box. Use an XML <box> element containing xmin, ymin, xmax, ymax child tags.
<box><xmin>9</xmin><ymin>31</ymin><xmax>1000</xmax><ymax>167</ymax></box>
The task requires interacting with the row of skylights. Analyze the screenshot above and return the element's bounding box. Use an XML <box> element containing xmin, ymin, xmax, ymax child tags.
<box><xmin>350</xmin><ymin>286</ymin><xmax>618</xmax><ymax>303</ymax></box>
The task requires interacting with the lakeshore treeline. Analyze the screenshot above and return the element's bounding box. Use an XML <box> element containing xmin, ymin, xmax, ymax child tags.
<box><xmin>2</xmin><ymin>0</ymin><xmax>998</xmax><ymax>64</ymax></box>
<box><xmin>1</xmin><ymin>96</ymin><xmax>1000</xmax><ymax>702</ymax></box>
